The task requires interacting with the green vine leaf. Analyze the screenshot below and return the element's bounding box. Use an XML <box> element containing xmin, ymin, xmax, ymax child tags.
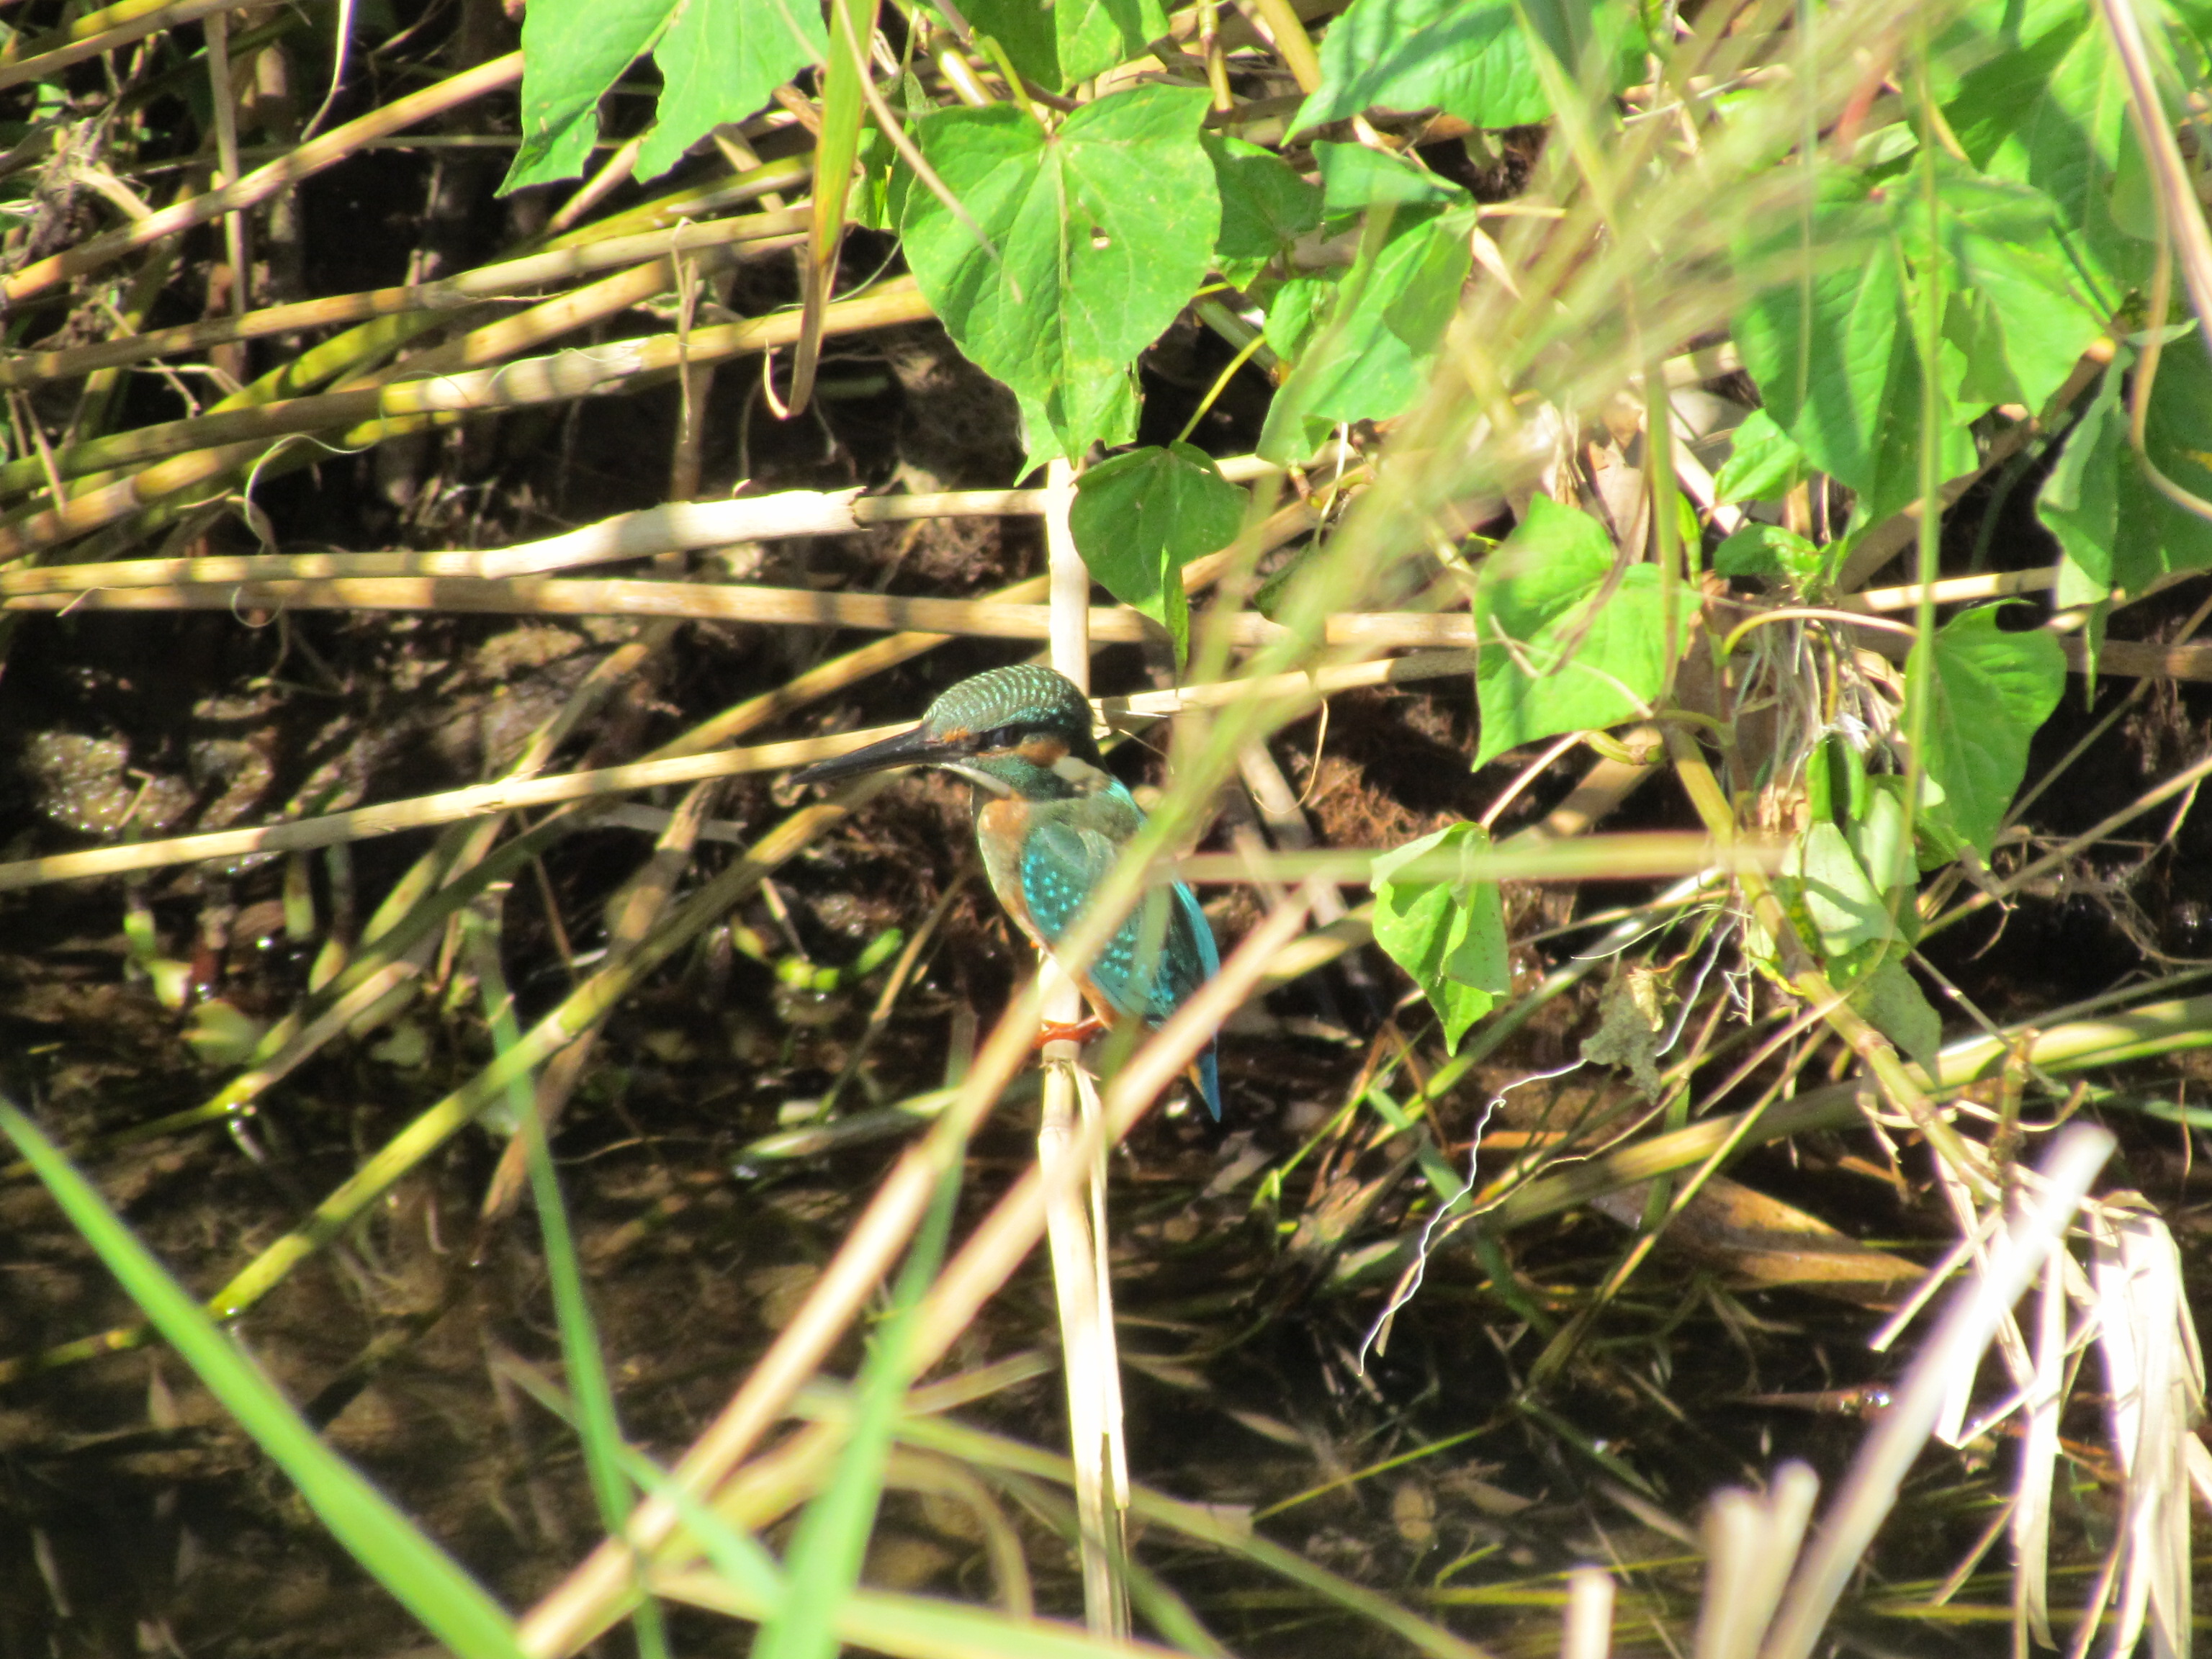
<box><xmin>1313</xmin><ymin>140</ymin><xmax>1469</xmax><ymax>217</ymax></box>
<box><xmin>637</xmin><ymin>0</ymin><xmax>826</xmax><ymax>180</ymax></box>
<box><xmin>1256</xmin><ymin>203</ymin><xmax>1473</xmax><ymax>462</ymax></box>
<box><xmin>1712</xmin><ymin>408</ymin><xmax>1809</xmax><ymax>505</ymax></box>
<box><xmin>2037</xmin><ymin>337</ymin><xmax>2212</xmax><ymax>620</ymax></box>
<box><xmin>1470</xmin><ymin>497</ymin><xmax>1690</xmax><ymax>768</ymax></box>
<box><xmin>1942</xmin><ymin>0</ymin><xmax>2154</xmax><ymax>306</ymax></box>
<box><xmin>1920</xmin><ymin>606</ymin><xmax>2067</xmax><ymax>855</ymax></box>
<box><xmin>1908</xmin><ymin>163</ymin><xmax>2106</xmax><ymax>414</ymax></box>
<box><xmin>1787</xmin><ymin>822</ymin><xmax>1892</xmax><ymax>961</ymax></box>
<box><xmin>1848</xmin><ymin>956</ymin><xmax>1943</xmax><ymax>1073</ymax></box>
<box><xmin>1370</xmin><ymin>822</ymin><xmax>1511</xmax><ymax>1054</ymax></box>
<box><xmin>1292</xmin><ymin>0</ymin><xmax>1552</xmax><ymax>133</ymax></box>
<box><xmin>1205</xmin><ymin>134</ymin><xmax>1323</xmax><ymax>288</ymax></box>
<box><xmin>1713</xmin><ymin>523</ymin><xmax>1826</xmax><ymax>589</ymax></box>
<box><xmin>901</xmin><ymin>85</ymin><xmax>1218</xmax><ymax>462</ymax></box>
<box><xmin>505</xmin><ymin>0</ymin><xmax>675</xmax><ymax>190</ymax></box>
<box><xmin>1069</xmin><ymin>444</ymin><xmax>1245</xmax><ymax>662</ymax></box>
<box><xmin>503</xmin><ymin>0</ymin><xmax>824</xmax><ymax>192</ymax></box>
<box><xmin>1055</xmin><ymin>0</ymin><xmax>1172</xmax><ymax>84</ymax></box>
<box><xmin>959</xmin><ymin>0</ymin><xmax>1061</xmax><ymax>85</ymax></box>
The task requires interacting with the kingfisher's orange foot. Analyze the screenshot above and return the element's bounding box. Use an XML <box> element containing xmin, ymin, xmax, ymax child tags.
<box><xmin>1035</xmin><ymin>1017</ymin><xmax>1107</xmax><ymax>1049</ymax></box>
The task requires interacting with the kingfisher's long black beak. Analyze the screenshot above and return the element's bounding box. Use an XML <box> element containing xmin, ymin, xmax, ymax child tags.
<box><xmin>788</xmin><ymin>722</ymin><xmax>950</xmax><ymax>787</ymax></box>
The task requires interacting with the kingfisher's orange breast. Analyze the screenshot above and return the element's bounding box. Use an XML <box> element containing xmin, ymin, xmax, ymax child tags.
<box><xmin>974</xmin><ymin>793</ymin><xmax>1038</xmax><ymax>942</ymax></box>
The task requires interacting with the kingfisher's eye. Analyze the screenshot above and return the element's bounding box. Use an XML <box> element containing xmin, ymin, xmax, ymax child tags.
<box><xmin>981</xmin><ymin>724</ymin><xmax>1023</xmax><ymax>750</ymax></box>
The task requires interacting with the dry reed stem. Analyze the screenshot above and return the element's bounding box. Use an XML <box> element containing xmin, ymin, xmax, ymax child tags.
<box><xmin>1757</xmin><ymin>1125</ymin><xmax>2114</xmax><ymax>1659</ymax></box>
<box><xmin>0</xmin><ymin>652</ymin><xmax>1491</xmax><ymax>892</ymax></box>
<box><xmin>0</xmin><ymin>275</ymin><xmax>919</xmax><ymax>499</ymax></box>
<box><xmin>1694</xmin><ymin>1465</ymin><xmax>1820</xmax><ymax>1659</ymax></box>
<box><xmin>1038</xmin><ymin>454</ymin><xmax>1133</xmax><ymax>1635</ymax></box>
<box><xmin>0</xmin><ymin>0</ymin><xmax>266</xmax><ymax>89</ymax></box>
<box><xmin>1</xmin><ymin>577</ymin><xmax>1486</xmax><ymax>645</ymax></box>
<box><xmin>0</xmin><ymin>283</ymin><xmax>935</xmax><ymax>557</ymax></box>
<box><xmin>0</xmin><ymin>204</ymin><xmax>813</xmax><ymax>389</ymax></box>
<box><xmin>0</xmin><ymin>457</ymin><xmax>1303</xmax><ymax>594</ymax></box>
<box><xmin>1175</xmin><ymin>832</ymin><xmax>1770</xmax><ymax>886</ymax></box>
<box><xmin>3</xmin><ymin>53</ymin><xmax>529</xmax><ymax>303</ymax></box>
<box><xmin>512</xmin><ymin>891</ymin><xmax>1316</xmax><ymax>1659</ymax></box>
<box><xmin>1</xmin><ymin>491</ymin><xmax>878</xmax><ymax>591</ymax></box>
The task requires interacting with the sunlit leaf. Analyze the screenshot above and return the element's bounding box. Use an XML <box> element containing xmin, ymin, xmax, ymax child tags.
<box><xmin>1712</xmin><ymin>408</ymin><xmax>1809</xmax><ymax>505</ymax></box>
<box><xmin>1314</xmin><ymin>140</ymin><xmax>1467</xmax><ymax>217</ymax></box>
<box><xmin>1069</xmin><ymin>444</ymin><xmax>1245</xmax><ymax>661</ymax></box>
<box><xmin>504</xmin><ymin>0</ymin><xmax>824</xmax><ymax>191</ymax></box>
<box><xmin>901</xmin><ymin>86</ymin><xmax>1217</xmax><ymax>460</ymax></box>
<box><xmin>505</xmin><ymin>0</ymin><xmax>674</xmax><ymax>190</ymax></box>
<box><xmin>1256</xmin><ymin>204</ymin><xmax>1472</xmax><ymax>462</ymax></box>
<box><xmin>1733</xmin><ymin>172</ymin><xmax>1979</xmax><ymax>529</ymax></box>
<box><xmin>1370</xmin><ymin>822</ymin><xmax>1511</xmax><ymax>1053</ymax></box>
<box><xmin>1943</xmin><ymin>0</ymin><xmax>2154</xmax><ymax>305</ymax></box>
<box><xmin>961</xmin><ymin>0</ymin><xmax>1061</xmax><ymax>86</ymax></box>
<box><xmin>1470</xmin><ymin>497</ymin><xmax>1689</xmax><ymax>768</ymax></box>
<box><xmin>1788</xmin><ymin>822</ymin><xmax>1892</xmax><ymax>961</ymax></box>
<box><xmin>637</xmin><ymin>0</ymin><xmax>826</xmax><ymax>181</ymax></box>
<box><xmin>1292</xmin><ymin>0</ymin><xmax>1550</xmax><ymax>132</ymax></box>
<box><xmin>1920</xmin><ymin>606</ymin><xmax>2067</xmax><ymax>855</ymax></box>
<box><xmin>1055</xmin><ymin>0</ymin><xmax>1171</xmax><ymax>84</ymax></box>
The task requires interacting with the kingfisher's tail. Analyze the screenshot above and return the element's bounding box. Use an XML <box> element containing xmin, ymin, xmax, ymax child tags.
<box><xmin>1194</xmin><ymin>1041</ymin><xmax>1222</xmax><ymax>1120</ymax></box>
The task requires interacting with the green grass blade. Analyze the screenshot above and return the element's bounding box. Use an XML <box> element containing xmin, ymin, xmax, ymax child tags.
<box><xmin>0</xmin><ymin>1093</ymin><xmax>526</xmax><ymax>1659</ymax></box>
<box><xmin>462</xmin><ymin>902</ymin><xmax>668</xmax><ymax>1659</ymax></box>
<box><xmin>755</xmin><ymin>1156</ymin><xmax>963</xmax><ymax>1659</ymax></box>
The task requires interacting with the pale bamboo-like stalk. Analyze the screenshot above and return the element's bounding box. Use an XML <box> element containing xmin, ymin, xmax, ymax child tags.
<box><xmin>0</xmin><ymin>576</ymin><xmax>1485</xmax><ymax>647</ymax></box>
<box><xmin>0</xmin><ymin>200</ymin><xmax>812</xmax><ymax>388</ymax></box>
<box><xmin>1758</xmin><ymin>1125</ymin><xmax>2115</xmax><ymax>1659</ymax></box>
<box><xmin>0</xmin><ymin>0</ymin><xmax>267</xmax><ymax>91</ymax></box>
<box><xmin>1039</xmin><ymin>455</ymin><xmax>1133</xmax><ymax>1636</ymax></box>
<box><xmin>0</xmin><ymin>650</ymin><xmax>1484</xmax><ymax>894</ymax></box>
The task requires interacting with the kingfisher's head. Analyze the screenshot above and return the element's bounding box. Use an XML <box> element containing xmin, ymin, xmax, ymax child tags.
<box><xmin>789</xmin><ymin>665</ymin><xmax>1106</xmax><ymax>799</ymax></box>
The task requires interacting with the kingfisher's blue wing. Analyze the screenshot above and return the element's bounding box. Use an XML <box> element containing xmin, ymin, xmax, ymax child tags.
<box><xmin>1018</xmin><ymin>817</ymin><xmax>1224</xmax><ymax>1118</ymax></box>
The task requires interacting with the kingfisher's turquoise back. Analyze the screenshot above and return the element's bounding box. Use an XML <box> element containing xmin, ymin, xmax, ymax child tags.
<box><xmin>976</xmin><ymin>778</ymin><xmax>1223</xmax><ymax>1115</ymax></box>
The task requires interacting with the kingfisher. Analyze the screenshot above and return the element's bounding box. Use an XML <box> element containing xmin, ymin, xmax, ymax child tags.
<box><xmin>791</xmin><ymin>665</ymin><xmax>1223</xmax><ymax>1118</ymax></box>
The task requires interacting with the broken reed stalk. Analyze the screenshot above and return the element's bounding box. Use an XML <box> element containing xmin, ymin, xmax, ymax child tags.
<box><xmin>1038</xmin><ymin>455</ymin><xmax>1133</xmax><ymax>1636</ymax></box>
<box><xmin>1757</xmin><ymin>1125</ymin><xmax>2115</xmax><ymax>1659</ymax></box>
